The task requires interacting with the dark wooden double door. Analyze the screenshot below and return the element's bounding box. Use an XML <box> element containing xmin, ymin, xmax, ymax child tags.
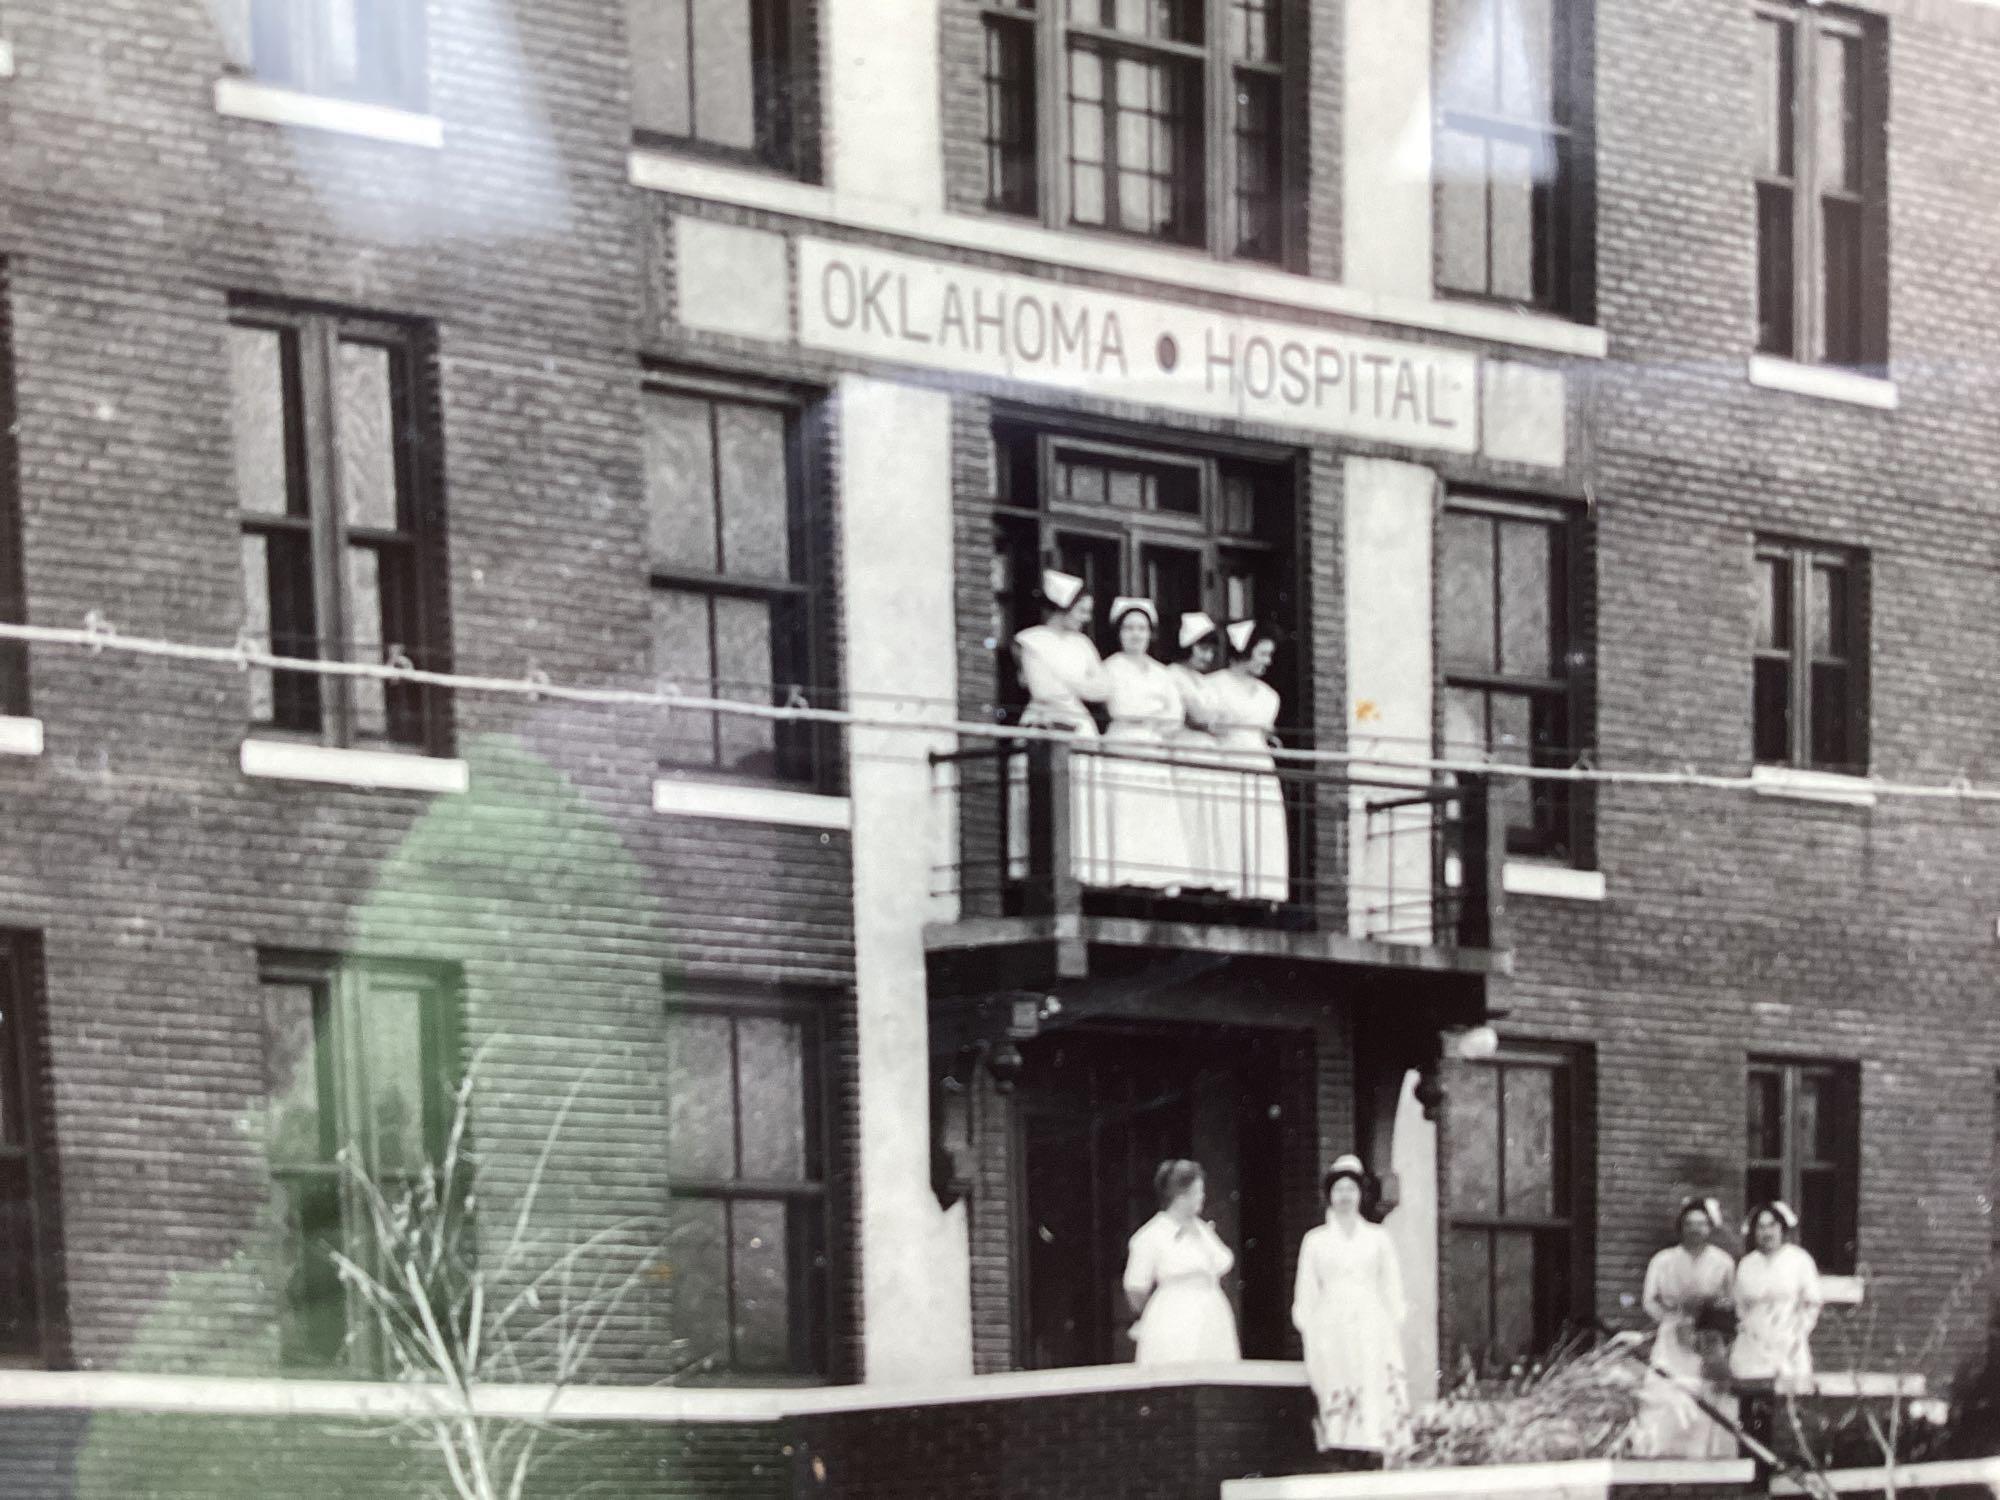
<box><xmin>1015</xmin><ymin>1026</ymin><xmax>1287</xmax><ymax>1369</ymax></box>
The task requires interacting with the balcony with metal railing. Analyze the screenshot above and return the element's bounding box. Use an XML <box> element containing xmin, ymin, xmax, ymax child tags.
<box><xmin>923</xmin><ymin>737</ymin><xmax>1511</xmax><ymax>997</ymax></box>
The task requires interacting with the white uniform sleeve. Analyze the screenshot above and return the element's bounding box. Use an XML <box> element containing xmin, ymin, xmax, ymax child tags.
<box><xmin>1122</xmin><ymin>1222</ymin><xmax>1159</xmax><ymax>1300</ymax></box>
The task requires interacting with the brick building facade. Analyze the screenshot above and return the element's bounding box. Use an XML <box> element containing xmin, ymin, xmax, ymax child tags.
<box><xmin>0</xmin><ymin>0</ymin><xmax>1996</xmax><ymax>1494</ymax></box>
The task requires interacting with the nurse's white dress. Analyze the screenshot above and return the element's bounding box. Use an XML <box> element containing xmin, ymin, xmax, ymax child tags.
<box><xmin>1122</xmin><ymin>1212</ymin><xmax>1241</xmax><ymax>1367</ymax></box>
<box><xmin>1292</xmin><ymin>1215</ymin><xmax>1408</xmax><ymax>1451</ymax></box>
<box><xmin>1008</xmin><ymin>625</ymin><xmax>1107</xmax><ymax>881</ymax></box>
<box><xmin>1091</xmin><ymin>653</ymin><xmax>1191</xmax><ymax>890</ymax></box>
<box><xmin>1633</xmin><ymin>1244</ymin><xmax>1739</xmax><ymax>1458</ymax></box>
<box><xmin>1205</xmin><ymin>669</ymin><xmax>1289</xmax><ymax>902</ymax></box>
<box><xmin>1167</xmin><ymin>663</ymin><xmax>1232</xmax><ymax>890</ymax></box>
<box><xmin>1730</xmin><ymin>1244</ymin><xmax>1821</xmax><ymax>1393</ymax></box>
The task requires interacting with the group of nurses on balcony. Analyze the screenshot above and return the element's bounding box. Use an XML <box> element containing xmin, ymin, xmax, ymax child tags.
<box><xmin>1013</xmin><ymin>568</ymin><xmax>1288</xmax><ymax>901</ymax></box>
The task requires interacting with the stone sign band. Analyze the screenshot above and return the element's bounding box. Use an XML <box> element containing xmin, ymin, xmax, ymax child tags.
<box><xmin>797</xmin><ymin>238</ymin><xmax>1481</xmax><ymax>455</ymax></box>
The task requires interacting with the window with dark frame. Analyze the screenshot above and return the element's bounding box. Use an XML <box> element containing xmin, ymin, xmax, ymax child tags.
<box><xmin>977</xmin><ymin>0</ymin><xmax>1293</xmax><ymax>264</ymax></box>
<box><xmin>261</xmin><ymin>956</ymin><xmax>462</xmax><ymax>1372</ymax></box>
<box><xmin>990</xmin><ymin>422</ymin><xmax>1296</xmax><ymax>692</ymax></box>
<box><xmin>643</xmin><ymin>381</ymin><xmax>826</xmax><ymax>786</ymax></box>
<box><xmin>1755</xmin><ymin>3</ymin><xmax>1886</xmax><ymax>372</ymax></box>
<box><xmin>665</xmin><ymin>998</ymin><xmax>830</xmax><ymax>1379</ymax></box>
<box><xmin>629</xmin><ymin>0</ymin><xmax>803</xmax><ymax>175</ymax></box>
<box><xmin>0</xmin><ymin>262</ymin><xmax>23</xmax><ymax>722</ymax></box>
<box><xmin>246</xmin><ymin>0</ymin><xmax>427</xmax><ymax>111</ymax></box>
<box><xmin>1445</xmin><ymin>1045</ymin><xmax>1591</xmax><ymax>1372</ymax></box>
<box><xmin>982</xmin><ymin>4</ymin><xmax>1041</xmax><ymax>215</ymax></box>
<box><xmin>1747</xmin><ymin>1057</ymin><xmax>1859</xmax><ymax>1274</ymax></box>
<box><xmin>1434</xmin><ymin>0</ymin><xmax>1594</xmax><ymax>318</ymax></box>
<box><xmin>1441</xmin><ymin>496</ymin><xmax>1590</xmax><ymax>862</ymax></box>
<box><xmin>0</xmin><ymin>934</ymin><xmax>62</xmax><ymax>1368</ymax></box>
<box><xmin>227</xmin><ymin>307</ymin><xmax>450</xmax><ymax>754</ymax></box>
<box><xmin>1753</xmin><ymin>539</ymin><xmax>1866</xmax><ymax>774</ymax></box>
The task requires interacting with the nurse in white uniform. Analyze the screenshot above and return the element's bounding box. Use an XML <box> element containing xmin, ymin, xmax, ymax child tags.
<box><xmin>1008</xmin><ymin>568</ymin><xmax>1107</xmax><ymax>882</ymax></box>
<box><xmin>1123</xmin><ymin>1159</ymin><xmax>1241</xmax><ymax>1367</ymax></box>
<box><xmin>1093</xmin><ymin>597</ymin><xmax>1191</xmax><ymax>890</ymax></box>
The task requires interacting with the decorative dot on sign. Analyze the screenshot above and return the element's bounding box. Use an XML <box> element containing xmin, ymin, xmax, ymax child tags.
<box><xmin>1155</xmin><ymin>333</ymin><xmax>1179</xmax><ymax>372</ymax></box>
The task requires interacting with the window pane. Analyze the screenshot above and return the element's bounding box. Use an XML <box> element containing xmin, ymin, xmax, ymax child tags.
<box><xmin>1823</xmin><ymin>195</ymin><xmax>1865</xmax><ymax>368</ymax></box>
<box><xmin>1756</xmin><ymin>182</ymin><xmax>1797</xmax><ymax>357</ymax></box>
<box><xmin>1492</xmin><ymin>1228</ymin><xmax>1537</xmax><ymax>1361</ymax></box>
<box><xmin>265</xmin><ymin>981</ymin><xmax>329</xmax><ymax>1167</ymax></box>
<box><xmin>1443</xmin><ymin>686</ymin><xmax>1487</xmax><ymax>758</ymax></box>
<box><xmin>1756</xmin><ymin>16</ymin><xmax>1795</xmax><ymax>179</ymax></box>
<box><xmin>716</xmin><ymin>402</ymin><xmax>791</xmax><ymax>579</ymax></box>
<box><xmin>1439</xmin><ymin>0</ymin><xmax>1498</xmax><ymax>113</ymax></box>
<box><xmin>984</xmin><ymin>17</ymin><xmax>1040</xmax><ymax>213</ymax></box>
<box><xmin>1442</xmin><ymin>513</ymin><xmax>1497</xmax><ymax>673</ymax></box>
<box><xmin>1809</xmin><ymin>563</ymin><xmax>1847</xmax><ymax>660</ymax></box>
<box><xmin>1448</xmin><ymin>1229</ymin><xmax>1493</xmax><ymax>1360</ymax></box>
<box><xmin>667</xmin><ymin>1196</ymin><xmax>730</xmax><ymax>1367</ymax></box>
<box><xmin>1448</xmin><ymin>1064</ymin><xmax>1500</xmax><ymax>1216</ymax></box>
<box><xmin>667</xmin><ymin>1014</ymin><xmax>736</xmax><ymax>1179</ymax></box>
<box><xmin>338</xmin><ymin>341</ymin><xmax>401</xmax><ymax>533</ymax></box>
<box><xmin>736</xmin><ymin>1017</ymin><xmax>807</xmax><ymax>1181</ymax></box>
<box><xmin>276</xmin><ymin>1171</ymin><xmax>347</xmax><ymax>1368</ymax></box>
<box><xmin>347</xmin><ymin>544</ymin><xmax>387</xmax><ymax>735</ymax></box>
<box><xmin>653</xmin><ymin>591</ymin><xmax>718</xmax><ymax>765</ymax></box>
<box><xmin>1498</xmin><ymin>519</ymin><xmax>1554</xmax><ymax>677</ymax></box>
<box><xmin>731</xmin><ymin>1198</ymin><xmax>793</xmax><ymax>1370</ymax></box>
<box><xmin>355</xmin><ymin>980</ymin><xmax>429</xmax><ymax>1176</ymax></box>
<box><xmin>1489</xmin><ymin>137</ymin><xmax>1539</xmax><ymax>305</ymax></box>
<box><xmin>229</xmin><ymin>326</ymin><xmax>297</xmax><ymax>518</ymax></box>
<box><xmin>1436</xmin><ymin>128</ymin><xmax>1490</xmax><ymax>296</ymax></box>
<box><xmin>1496</xmin><ymin>0</ymin><xmax>1554</xmax><ymax>123</ymax></box>
<box><xmin>1489</xmin><ymin>694</ymin><xmax>1535</xmax><ymax>849</ymax></box>
<box><xmin>250</xmin><ymin>527</ymin><xmax>324</xmax><ymax>730</ymax></box>
<box><xmin>241</xmin><ymin>534</ymin><xmax>276</xmax><ymax>723</ymax></box>
<box><xmin>1756</xmin><ymin>555</ymin><xmax>1791</xmax><ymax>651</ymax></box>
<box><xmin>1231</xmin><ymin>0</ymin><xmax>1276</xmax><ymax>62</ymax></box>
<box><xmin>691</xmin><ymin>0</ymin><xmax>758</xmax><ymax>150</ymax></box>
<box><xmin>249</xmin><ymin>0</ymin><xmax>303</xmax><ymax>89</ymax></box>
<box><xmin>1501</xmin><ymin>1065</ymin><xmax>1556</xmax><ymax>1220</ymax></box>
<box><xmin>1747</xmin><ymin>1068</ymin><xmax>1783</xmax><ymax>1160</ymax></box>
<box><xmin>1799</xmin><ymin>1070</ymin><xmax>1833</xmax><ymax>1164</ymax></box>
<box><xmin>644</xmin><ymin>393</ymin><xmax>720</xmax><ymax>572</ymax></box>
<box><xmin>631</xmin><ymin>0</ymin><xmax>694</xmax><ymax>136</ymax></box>
<box><xmin>1754</xmin><ymin>657</ymin><xmax>1791</xmax><ymax>762</ymax></box>
<box><xmin>1747</xmin><ymin>1164</ymin><xmax>1783</xmax><ymax>1213</ymax></box>
<box><xmin>1810</xmin><ymin>662</ymin><xmax>1851</xmax><ymax>768</ymax></box>
<box><xmin>1798</xmin><ymin>1167</ymin><xmax>1849</xmax><ymax>1268</ymax></box>
<box><xmin>1816</xmin><ymin>31</ymin><xmax>1860</xmax><ymax>194</ymax></box>
<box><xmin>714</xmin><ymin>596</ymin><xmax>779</xmax><ymax>773</ymax></box>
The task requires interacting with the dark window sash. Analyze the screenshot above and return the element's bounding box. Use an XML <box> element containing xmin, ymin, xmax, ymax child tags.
<box><xmin>1753</xmin><ymin>2</ymin><xmax>1885</xmax><ymax>370</ymax></box>
<box><xmin>1753</xmin><ymin>540</ymin><xmax>1865</xmax><ymax>773</ymax></box>
<box><xmin>987</xmin><ymin>0</ymin><xmax>1295</xmax><ymax>264</ymax></box>
<box><xmin>232</xmin><ymin>307</ymin><xmax>446</xmax><ymax>753</ymax></box>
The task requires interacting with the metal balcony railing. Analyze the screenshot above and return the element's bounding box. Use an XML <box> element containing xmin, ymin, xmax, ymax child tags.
<box><xmin>929</xmin><ymin>739</ymin><xmax>1505</xmax><ymax>953</ymax></box>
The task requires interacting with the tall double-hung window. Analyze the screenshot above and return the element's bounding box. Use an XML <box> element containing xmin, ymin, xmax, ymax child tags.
<box><xmin>245</xmin><ymin>0</ymin><xmax>427</xmax><ymax>111</ymax></box>
<box><xmin>261</xmin><ymin>955</ymin><xmax>462</xmax><ymax>1371</ymax></box>
<box><xmin>977</xmin><ymin>0</ymin><xmax>1293</xmax><ymax>264</ymax></box>
<box><xmin>227</xmin><ymin>306</ymin><xmax>451</xmax><ymax>754</ymax></box>
<box><xmin>1754</xmin><ymin>3</ymin><xmax>1887</xmax><ymax>371</ymax></box>
<box><xmin>1434</xmin><ymin>0</ymin><xmax>1595</xmax><ymax>318</ymax></box>
<box><xmin>1441</xmin><ymin>496</ymin><xmax>1593</xmax><ymax>863</ymax></box>
<box><xmin>628</xmin><ymin>0</ymin><xmax>816</xmax><ymax>177</ymax></box>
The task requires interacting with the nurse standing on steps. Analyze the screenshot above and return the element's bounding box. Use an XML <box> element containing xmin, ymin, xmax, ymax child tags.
<box><xmin>1122</xmin><ymin>1159</ymin><xmax>1241</xmax><ymax>1367</ymax></box>
<box><xmin>1292</xmin><ymin>1155</ymin><xmax>1408</xmax><ymax>1452</ymax></box>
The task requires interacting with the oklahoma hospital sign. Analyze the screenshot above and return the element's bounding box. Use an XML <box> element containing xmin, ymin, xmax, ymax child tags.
<box><xmin>797</xmin><ymin>238</ymin><xmax>1480</xmax><ymax>455</ymax></box>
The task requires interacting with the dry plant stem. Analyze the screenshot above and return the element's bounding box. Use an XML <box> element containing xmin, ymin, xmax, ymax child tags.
<box><xmin>329</xmin><ymin>1048</ymin><xmax>664</xmax><ymax>1500</ymax></box>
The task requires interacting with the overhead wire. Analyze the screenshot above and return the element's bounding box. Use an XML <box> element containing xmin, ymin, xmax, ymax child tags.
<box><xmin>5</xmin><ymin>615</ymin><xmax>2000</xmax><ymax>804</ymax></box>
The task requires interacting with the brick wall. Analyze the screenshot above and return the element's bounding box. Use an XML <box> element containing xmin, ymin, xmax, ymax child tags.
<box><xmin>0</xmin><ymin>1409</ymin><xmax>795</xmax><ymax>1500</ymax></box>
<box><xmin>0</xmin><ymin>0</ymin><xmax>858</xmax><ymax>1382</ymax></box>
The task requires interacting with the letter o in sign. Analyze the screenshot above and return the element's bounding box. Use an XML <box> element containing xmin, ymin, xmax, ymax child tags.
<box><xmin>1155</xmin><ymin>334</ymin><xmax>1179</xmax><ymax>373</ymax></box>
